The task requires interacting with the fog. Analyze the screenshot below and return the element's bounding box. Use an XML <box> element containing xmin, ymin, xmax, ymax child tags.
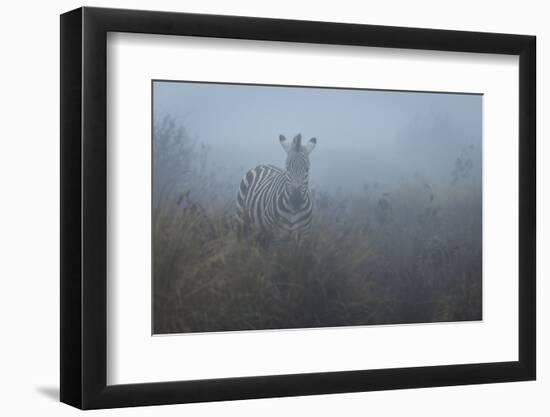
<box><xmin>153</xmin><ymin>81</ymin><xmax>481</xmax><ymax>194</ymax></box>
<box><xmin>152</xmin><ymin>81</ymin><xmax>483</xmax><ymax>333</ymax></box>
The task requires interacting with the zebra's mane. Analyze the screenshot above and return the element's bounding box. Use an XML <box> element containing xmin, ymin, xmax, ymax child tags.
<box><xmin>266</xmin><ymin>164</ymin><xmax>284</xmax><ymax>174</ymax></box>
<box><xmin>292</xmin><ymin>135</ymin><xmax>302</xmax><ymax>151</ymax></box>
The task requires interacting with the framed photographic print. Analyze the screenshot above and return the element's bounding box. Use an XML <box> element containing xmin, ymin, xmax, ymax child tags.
<box><xmin>60</xmin><ymin>6</ymin><xmax>536</xmax><ymax>409</ymax></box>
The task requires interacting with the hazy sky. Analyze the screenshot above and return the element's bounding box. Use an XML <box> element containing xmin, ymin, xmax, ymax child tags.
<box><xmin>153</xmin><ymin>81</ymin><xmax>482</xmax><ymax>192</ymax></box>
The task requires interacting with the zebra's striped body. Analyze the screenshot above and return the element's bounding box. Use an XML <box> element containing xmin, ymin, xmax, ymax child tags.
<box><xmin>236</xmin><ymin>134</ymin><xmax>316</xmax><ymax>241</ymax></box>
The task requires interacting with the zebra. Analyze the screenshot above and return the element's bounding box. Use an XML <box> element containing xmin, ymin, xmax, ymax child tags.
<box><xmin>236</xmin><ymin>133</ymin><xmax>317</xmax><ymax>242</ymax></box>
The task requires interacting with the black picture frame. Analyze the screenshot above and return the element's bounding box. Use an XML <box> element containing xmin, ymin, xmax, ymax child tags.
<box><xmin>60</xmin><ymin>6</ymin><xmax>536</xmax><ymax>410</ymax></box>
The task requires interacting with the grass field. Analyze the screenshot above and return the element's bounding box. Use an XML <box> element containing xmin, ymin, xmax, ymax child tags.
<box><xmin>152</xmin><ymin>117</ymin><xmax>482</xmax><ymax>334</ymax></box>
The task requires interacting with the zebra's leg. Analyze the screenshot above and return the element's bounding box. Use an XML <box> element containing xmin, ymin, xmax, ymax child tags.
<box><xmin>234</xmin><ymin>211</ymin><xmax>255</xmax><ymax>240</ymax></box>
<box><xmin>256</xmin><ymin>228</ymin><xmax>277</xmax><ymax>250</ymax></box>
<box><xmin>234</xmin><ymin>215</ymin><xmax>245</xmax><ymax>239</ymax></box>
<box><xmin>293</xmin><ymin>221</ymin><xmax>313</xmax><ymax>247</ymax></box>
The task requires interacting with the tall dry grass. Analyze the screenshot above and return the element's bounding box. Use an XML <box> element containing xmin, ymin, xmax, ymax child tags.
<box><xmin>153</xmin><ymin>116</ymin><xmax>481</xmax><ymax>334</ymax></box>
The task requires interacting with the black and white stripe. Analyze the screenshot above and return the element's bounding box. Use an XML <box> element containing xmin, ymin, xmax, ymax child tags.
<box><xmin>236</xmin><ymin>134</ymin><xmax>317</xmax><ymax>241</ymax></box>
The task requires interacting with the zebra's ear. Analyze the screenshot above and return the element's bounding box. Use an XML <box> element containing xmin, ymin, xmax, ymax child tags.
<box><xmin>305</xmin><ymin>137</ymin><xmax>317</xmax><ymax>154</ymax></box>
<box><xmin>279</xmin><ymin>134</ymin><xmax>291</xmax><ymax>152</ymax></box>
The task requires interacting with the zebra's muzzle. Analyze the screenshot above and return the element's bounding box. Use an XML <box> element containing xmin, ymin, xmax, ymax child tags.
<box><xmin>289</xmin><ymin>188</ymin><xmax>305</xmax><ymax>211</ymax></box>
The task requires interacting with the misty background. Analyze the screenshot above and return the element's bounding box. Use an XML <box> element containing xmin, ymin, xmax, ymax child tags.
<box><xmin>153</xmin><ymin>80</ymin><xmax>482</xmax><ymax>195</ymax></box>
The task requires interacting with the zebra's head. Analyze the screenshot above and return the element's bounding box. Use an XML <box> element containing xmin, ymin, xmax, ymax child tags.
<box><xmin>279</xmin><ymin>134</ymin><xmax>316</xmax><ymax>210</ymax></box>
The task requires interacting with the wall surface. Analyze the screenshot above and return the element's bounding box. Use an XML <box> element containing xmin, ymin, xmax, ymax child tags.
<box><xmin>0</xmin><ymin>0</ymin><xmax>545</xmax><ymax>415</ymax></box>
